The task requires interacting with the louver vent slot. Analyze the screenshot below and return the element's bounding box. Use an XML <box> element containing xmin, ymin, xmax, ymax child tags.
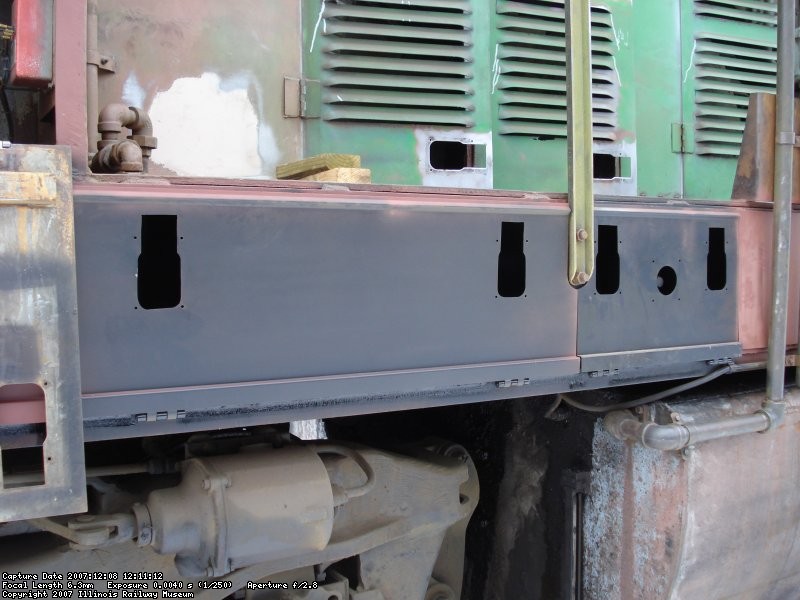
<box><xmin>495</xmin><ymin>0</ymin><xmax>619</xmax><ymax>141</ymax></box>
<box><xmin>694</xmin><ymin>0</ymin><xmax>777</xmax><ymax>25</ymax></box>
<box><xmin>693</xmin><ymin>32</ymin><xmax>776</xmax><ymax>156</ymax></box>
<box><xmin>320</xmin><ymin>0</ymin><xmax>476</xmax><ymax>126</ymax></box>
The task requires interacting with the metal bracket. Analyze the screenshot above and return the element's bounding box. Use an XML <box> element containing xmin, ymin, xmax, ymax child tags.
<box><xmin>29</xmin><ymin>514</ymin><xmax>136</xmax><ymax>549</ymax></box>
<box><xmin>0</xmin><ymin>146</ymin><xmax>86</xmax><ymax>522</ymax></box>
<box><xmin>135</xmin><ymin>409</ymin><xmax>187</xmax><ymax>423</ymax></box>
<box><xmin>283</xmin><ymin>77</ymin><xmax>321</xmax><ymax>119</ymax></box>
<box><xmin>496</xmin><ymin>378</ymin><xmax>531</xmax><ymax>389</ymax></box>
<box><xmin>87</xmin><ymin>51</ymin><xmax>116</xmax><ymax>73</ymax></box>
<box><xmin>566</xmin><ymin>0</ymin><xmax>595</xmax><ymax>287</ymax></box>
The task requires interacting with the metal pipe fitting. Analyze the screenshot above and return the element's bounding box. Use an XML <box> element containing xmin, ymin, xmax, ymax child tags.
<box><xmin>604</xmin><ymin>409</ymin><xmax>772</xmax><ymax>451</ymax></box>
<box><xmin>95</xmin><ymin>103</ymin><xmax>158</xmax><ymax>172</ymax></box>
<box><xmin>98</xmin><ymin>103</ymin><xmax>154</xmax><ymax>139</ymax></box>
<box><xmin>90</xmin><ymin>139</ymin><xmax>143</xmax><ymax>173</ymax></box>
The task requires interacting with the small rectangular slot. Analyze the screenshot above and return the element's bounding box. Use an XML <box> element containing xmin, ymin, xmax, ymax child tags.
<box><xmin>0</xmin><ymin>383</ymin><xmax>45</xmax><ymax>426</ymax></box>
<box><xmin>593</xmin><ymin>154</ymin><xmax>631</xmax><ymax>180</ymax></box>
<box><xmin>707</xmin><ymin>227</ymin><xmax>727</xmax><ymax>291</ymax></box>
<box><xmin>138</xmin><ymin>215</ymin><xmax>181</xmax><ymax>310</ymax></box>
<box><xmin>430</xmin><ymin>141</ymin><xmax>487</xmax><ymax>170</ymax></box>
<box><xmin>2</xmin><ymin>433</ymin><xmax>46</xmax><ymax>489</ymax></box>
<box><xmin>596</xmin><ymin>225</ymin><xmax>620</xmax><ymax>294</ymax></box>
<box><xmin>497</xmin><ymin>222</ymin><xmax>526</xmax><ymax>297</ymax></box>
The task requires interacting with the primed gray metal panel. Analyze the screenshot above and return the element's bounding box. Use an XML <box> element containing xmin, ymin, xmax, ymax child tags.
<box><xmin>578</xmin><ymin>206</ymin><xmax>738</xmax><ymax>362</ymax></box>
<box><xmin>74</xmin><ymin>189</ymin><xmax>577</xmax><ymax>414</ymax></box>
<box><xmin>580</xmin><ymin>342</ymin><xmax>742</xmax><ymax>373</ymax></box>
<box><xmin>82</xmin><ymin>360</ymin><xmax>723</xmax><ymax>442</ymax></box>
<box><xmin>81</xmin><ymin>356</ymin><xmax>580</xmax><ymax>421</ymax></box>
<box><xmin>0</xmin><ymin>145</ymin><xmax>86</xmax><ymax>521</ymax></box>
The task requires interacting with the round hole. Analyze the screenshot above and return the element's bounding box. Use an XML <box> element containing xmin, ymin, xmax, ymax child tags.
<box><xmin>657</xmin><ymin>266</ymin><xmax>677</xmax><ymax>295</ymax></box>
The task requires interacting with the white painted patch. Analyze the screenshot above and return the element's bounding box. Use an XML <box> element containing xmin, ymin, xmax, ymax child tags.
<box><xmin>491</xmin><ymin>43</ymin><xmax>501</xmax><ymax>95</ymax></box>
<box><xmin>122</xmin><ymin>72</ymin><xmax>145</xmax><ymax>108</ymax></box>
<box><xmin>149</xmin><ymin>72</ymin><xmax>264</xmax><ymax>178</ymax></box>
<box><xmin>592</xmin><ymin>140</ymin><xmax>638</xmax><ymax>196</ymax></box>
<box><xmin>309</xmin><ymin>0</ymin><xmax>326</xmax><ymax>53</ymax></box>
<box><xmin>414</xmin><ymin>129</ymin><xmax>494</xmax><ymax>189</ymax></box>
<box><xmin>289</xmin><ymin>419</ymin><xmax>327</xmax><ymax>440</ymax></box>
<box><xmin>683</xmin><ymin>40</ymin><xmax>698</xmax><ymax>84</ymax></box>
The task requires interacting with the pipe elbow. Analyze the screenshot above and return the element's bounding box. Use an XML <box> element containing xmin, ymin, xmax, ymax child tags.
<box><xmin>759</xmin><ymin>400</ymin><xmax>786</xmax><ymax>431</ymax></box>
<box><xmin>97</xmin><ymin>104</ymin><xmax>157</xmax><ymax>156</ymax></box>
<box><xmin>604</xmin><ymin>411</ymin><xmax>690</xmax><ymax>451</ymax></box>
<box><xmin>98</xmin><ymin>103</ymin><xmax>136</xmax><ymax>136</ymax></box>
<box><xmin>639</xmin><ymin>422</ymin><xmax>690</xmax><ymax>451</ymax></box>
<box><xmin>90</xmin><ymin>139</ymin><xmax>143</xmax><ymax>173</ymax></box>
<box><xmin>126</xmin><ymin>107</ymin><xmax>157</xmax><ymax>157</ymax></box>
<box><xmin>127</xmin><ymin>106</ymin><xmax>153</xmax><ymax>137</ymax></box>
<box><xmin>115</xmin><ymin>139</ymin><xmax>144</xmax><ymax>172</ymax></box>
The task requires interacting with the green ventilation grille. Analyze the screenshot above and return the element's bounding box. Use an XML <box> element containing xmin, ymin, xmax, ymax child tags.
<box><xmin>694</xmin><ymin>0</ymin><xmax>777</xmax><ymax>25</ymax></box>
<box><xmin>319</xmin><ymin>0</ymin><xmax>476</xmax><ymax>126</ymax></box>
<box><xmin>692</xmin><ymin>31</ymin><xmax>776</xmax><ymax>156</ymax></box>
<box><xmin>495</xmin><ymin>0</ymin><xmax>619</xmax><ymax>141</ymax></box>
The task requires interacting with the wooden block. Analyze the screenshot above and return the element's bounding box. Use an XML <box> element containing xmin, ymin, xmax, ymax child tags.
<box><xmin>276</xmin><ymin>153</ymin><xmax>361</xmax><ymax>180</ymax></box>
<box><xmin>301</xmin><ymin>168</ymin><xmax>372</xmax><ymax>184</ymax></box>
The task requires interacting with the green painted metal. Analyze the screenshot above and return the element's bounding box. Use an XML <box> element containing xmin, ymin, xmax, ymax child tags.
<box><xmin>631</xmin><ymin>1</ymin><xmax>684</xmax><ymax>197</ymax></box>
<box><xmin>680</xmin><ymin>0</ymin><xmax>777</xmax><ymax>199</ymax></box>
<box><xmin>303</xmin><ymin>0</ymin><xmax>492</xmax><ymax>186</ymax></box>
<box><xmin>491</xmin><ymin>0</ymin><xmax>634</xmax><ymax>194</ymax></box>
<box><xmin>300</xmin><ymin>0</ymin><xmax>776</xmax><ymax>201</ymax></box>
<box><xmin>566</xmin><ymin>0</ymin><xmax>595</xmax><ymax>286</ymax></box>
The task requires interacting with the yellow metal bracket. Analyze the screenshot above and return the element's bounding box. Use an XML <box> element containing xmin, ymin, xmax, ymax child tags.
<box><xmin>566</xmin><ymin>0</ymin><xmax>595</xmax><ymax>286</ymax></box>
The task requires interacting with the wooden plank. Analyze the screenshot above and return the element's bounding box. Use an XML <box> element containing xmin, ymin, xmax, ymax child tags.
<box><xmin>301</xmin><ymin>168</ymin><xmax>372</xmax><ymax>184</ymax></box>
<box><xmin>276</xmin><ymin>153</ymin><xmax>361</xmax><ymax>179</ymax></box>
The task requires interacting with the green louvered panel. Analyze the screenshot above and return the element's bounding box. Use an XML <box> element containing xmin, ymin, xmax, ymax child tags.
<box><xmin>495</xmin><ymin>0</ymin><xmax>619</xmax><ymax>141</ymax></box>
<box><xmin>694</xmin><ymin>0</ymin><xmax>777</xmax><ymax>24</ymax></box>
<box><xmin>692</xmin><ymin>28</ymin><xmax>776</xmax><ymax>156</ymax></box>
<box><xmin>321</xmin><ymin>0</ymin><xmax>476</xmax><ymax>126</ymax></box>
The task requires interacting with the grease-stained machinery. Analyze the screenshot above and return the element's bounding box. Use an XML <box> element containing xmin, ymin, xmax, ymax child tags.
<box><xmin>2</xmin><ymin>1</ymin><xmax>800</xmax><ymax>598</ymax></box>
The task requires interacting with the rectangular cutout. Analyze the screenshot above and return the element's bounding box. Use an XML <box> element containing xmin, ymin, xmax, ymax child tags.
<box><xmin>137</xmin><ymin>215</ymin><xmax>181</xmax><ymax>310</ymax></box>
<box><xmin>707</xmin><ymin>227</ymin><xmax>727</xmax><ymax>290</ymax></box>
<box><xmin>497</xmin><ymin>222</ymin><xmax>526</xmax><ymax>297</ymax></box>
<box><xmin>595</xmin><ymin>225</ymin><xmax>620</xmax><ymax>294</ymax></box>
<box><xmin>430</xmin><ymin>141</ymin><xmax>487</xmax><ymax>171</ymax></box>
<box><xmin>593</xmin><ymin>154</ymin><xmax>632</xmax><ymax>180</ymax></box>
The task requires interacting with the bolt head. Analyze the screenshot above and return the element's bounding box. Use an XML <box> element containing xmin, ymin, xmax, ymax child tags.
<box><xmin>574</xmin><ymin>271</ymin><xmax>590</xmax><ymax>285</ymax></box>
<box><xmin>576</xmin><ymin>228</ymin><xmax>589</xmax><ymax>241</ymax></box>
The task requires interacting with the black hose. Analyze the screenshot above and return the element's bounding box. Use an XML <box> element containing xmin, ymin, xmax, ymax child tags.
<box><xmin>557</xmin><ymin>365</ymin><xmax>736</xmax><ymax>414</ymax></box>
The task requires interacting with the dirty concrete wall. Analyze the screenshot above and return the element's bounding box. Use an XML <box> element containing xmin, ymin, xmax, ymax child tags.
<box><xmin>584</xmin><ymin>384</ymin><xmax>800</xmax><ymax>600</ymax></box>
<box><xmin>95</xmin><ymin>1</ymin><xmax>302</xmax><ymax>178</ymax></box>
